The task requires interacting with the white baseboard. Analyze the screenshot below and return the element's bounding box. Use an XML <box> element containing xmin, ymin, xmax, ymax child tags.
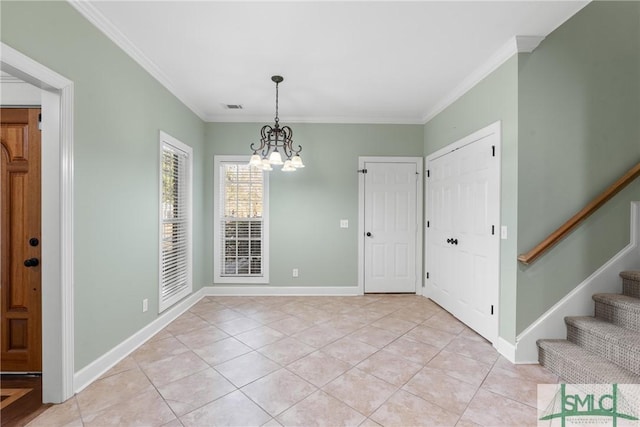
<box><xmin>72</xmin><ymin>285</ymin><xmax>362</xmax><ymax>393</ymax></box>
<box><xmin>514</xmin><ymin>201</ymin><xmax>640</xmax><ymax>363</ymax></box>
<box><xmin>73</xmin><ymin>288</ymin><xmax>205</xmax><ymax>393</ymax></box>
<box><xmin>204</xmin><ymin>285</ymin><xmax>362</xmax><ymax>296</ymax></box>
<box><xmin>495</xmin><ymin>336</ymin><xmax>517</xmax><ymax>363</ymax></box>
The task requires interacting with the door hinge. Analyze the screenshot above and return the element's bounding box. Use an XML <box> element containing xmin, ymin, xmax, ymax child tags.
<box><xmin>426</xmin><ymin>272</ymin><xmax>430</xmax><ymax>279</ymax></box>
<box><xmin>491</xmin><ymin>225</ymin><xmax>495</xmax><ymax>235</ymax></box>
<box><xmin>357</xmin><ymin>168</ymin><xmax>368</xmax><ymax>174</ymax></box>
<box><xmin>427</xmin><ymin>220</ymin><xmax>430</xmax><ymax>228</ymax></box>
<box><xmin>426</xmin><ymin>169</ymin><xmax>430</xmax><ymax>178</ymax></box>
<box><xmin>38</xmin><ymin>113</ymin><xmax>42</xmax><ymax>131</ymax></box>
<box><xmin>491</xmin><ymin>305</ymin><xmax>494</xmax><ymax>315</ymax></box>
<box><xmin>491</xmin><ymin>145</ymin><xmax>496</xmax><ymax>157</ymax></box>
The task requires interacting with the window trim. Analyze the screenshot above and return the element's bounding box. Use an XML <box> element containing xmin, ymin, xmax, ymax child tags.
<box><xmin>158</xmin><ymin>131</ymin><xmax>193</xmax><ymax>312</ymax></box>
<box><xmin>213</xmin><ymin>155</ymin><xmax>269</xmax><ymax>284</ymax></box>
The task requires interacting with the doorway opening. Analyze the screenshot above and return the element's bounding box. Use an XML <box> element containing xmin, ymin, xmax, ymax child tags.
<box><xmin>1</xmin><ymin>42</ymin><xmax>75</xmax><ymax>403</ymax></box>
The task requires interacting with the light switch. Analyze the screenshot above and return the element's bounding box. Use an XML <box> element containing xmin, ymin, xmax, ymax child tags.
<box><xmin>340</xmin><ymin>219</ymin><xmax>349</xmax><ymax>228</ymax></box>
<box><xmin>501</xmin><ymin>226</ymin><xmax>508</xmax><ymax>240</ymax></box>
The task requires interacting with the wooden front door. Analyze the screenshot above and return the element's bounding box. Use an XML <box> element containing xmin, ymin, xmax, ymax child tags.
<box><xmin>1</xmin><ymin>108</ymin><xmax>42</xmax><ymax>372</ymax></box>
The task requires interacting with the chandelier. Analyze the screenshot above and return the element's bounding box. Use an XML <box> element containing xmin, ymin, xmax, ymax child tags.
<box><xmin>249</xmin><ymin>75</ymin><xmax>304</xmax><ymax>172</ymax></box>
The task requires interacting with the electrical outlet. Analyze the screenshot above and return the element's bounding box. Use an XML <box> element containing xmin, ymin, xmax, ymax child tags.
<box><xmin>142</xmin><ymin>298</ymin><xmax>148</xmax><ymax>313</ymax></box>
<box><xmin>340</xmin><ymin>219</ymin><xmax>349</xmax><ymax>228</ymax></box>
<box><xmin>292</xmin><ymin>268</ymin><xmax>299</xmax><ymax>278</ymax></box>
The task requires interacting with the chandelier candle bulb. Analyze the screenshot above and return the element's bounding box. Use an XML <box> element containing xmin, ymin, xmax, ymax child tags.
<box><xmin>291</xmin><ymin>155</ymin><xmax>305</xmax><ymax>168</ymax></box>
<box><xmin>249</xmin><ymin>154</ymin><xmax>262</xmax><ymax>167</ymax></box>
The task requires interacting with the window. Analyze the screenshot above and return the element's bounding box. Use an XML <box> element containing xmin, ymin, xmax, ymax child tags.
<box><xmin>214</xmin><ymin>156</ymin><xmax>269</xmax><ymax>284</ymax></box>
<box><xmin>159</xmin><ymin>132</ymin><xmax>192</xmax><ymax>311</ymax></box>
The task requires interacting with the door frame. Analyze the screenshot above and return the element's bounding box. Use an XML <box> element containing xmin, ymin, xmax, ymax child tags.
<box><xmin>424</xmin><ymin>121</ymin><xmax>501</xmax><ymax>343</ymax></box>
<box><xmin>357</xmin><ymin>156</ymin><xmax>424</xmax><ymax>295</ymax></box>
<box><xmin>1</xmin><ymin>42</ymin><xmax>75</xmax><ymax>403</ymax></box>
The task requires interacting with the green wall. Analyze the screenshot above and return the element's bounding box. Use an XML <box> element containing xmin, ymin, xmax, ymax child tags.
<box><xmin>205</xmin><ymin>123</ymin><xmax>424</xmax><ymax>287</ymax></box>
<box><xmin>516</xmin><ymin>1</ymin><xmax>640</xmax><ymax>333</ymax></box>
<box><xmin>424</xmin><ymin>1</ymin><xmax>640</xmax><ymax>344</ymax></box>
<box><xmin>423</xmin><ymin>56</ymin><xmax>519</xmax><ymax>343</ymax></box>
<box><xmin>3</xmin><ymin>0</ymin><xmax>637</xmax><ymax>374</ymax></box>
<box><xmin>1</xmin><ymin>1</ymin><xmax>206</xmax><ymax>370</ymax></box>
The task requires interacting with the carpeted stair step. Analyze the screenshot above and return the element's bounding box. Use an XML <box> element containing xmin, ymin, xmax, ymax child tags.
<box><xmin>565</xmin><ymin>316</ymin><xmax>640</xmax><ymax>375</ymax></box>
<box><xmin>593</xmin><ymin>293</ymin><xmax>640</xmax><ymax>332</ymax></box>
<box><xmin>621</xmin><ymin>271</ymin><xmax>640</xmax><ymax>298</ymax></box>
<box><xmin>537</xmin><ymin>339</ymin><xmax>640</xmax><ymax>384</ymax></box>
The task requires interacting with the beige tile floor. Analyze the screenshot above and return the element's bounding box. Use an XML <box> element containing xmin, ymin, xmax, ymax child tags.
<box><xmin>28</xmin><ymin>295</ymin><xmax>558</xmax><ymax>427</ymax></box>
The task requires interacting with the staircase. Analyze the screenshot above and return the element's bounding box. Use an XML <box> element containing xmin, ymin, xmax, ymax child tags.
<box><xmin>537</xmin><ymin>271</ymin><xmax>640</xmax><ymax>383</ymax></box>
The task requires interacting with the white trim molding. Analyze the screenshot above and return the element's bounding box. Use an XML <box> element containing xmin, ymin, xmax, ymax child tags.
<box><xmin>205</xmin><ymin>286</ymin><xmax>360</xmax><ymax>296</ymax></box>
<box><xmin>67</xmin><ymin>0</ymin><xmax>206</xmax><ymax>121</ymax></box>
<box><xmin>514</xmin><ymin>201</ymin><xmax>640</xmax><ymax>364</ymax></box>
<box><xmin>1</xmin><ymin>42</ymin><xmax>75</xmax><ymax>403</ymax></box>
<box><xmin>74</xmin><ymin>289</ymin><xmax>204</xmax><ymax>393</ymax></box>
<box><xmin>495</xmin><ymin>336</ymin><xmax>517</xmax><ymax>363</ymax></box>
<box><xmin>422</xmin><ymin>35</ymin><xmax>545</xmax><ymax>123</ymax></box>
<box><xmin>357</xmin><ymin>156</ymin><xmax>424</xmax><ymax>296</ymax></box>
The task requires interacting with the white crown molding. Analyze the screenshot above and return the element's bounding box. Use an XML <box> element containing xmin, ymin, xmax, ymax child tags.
<box><xmin>204</xmin><ymin>114</ymin><xmax>425</xmax><ymax>125</ymax></box>
<box><xmin>67</xmin><ymin>0</ymin><xmax>207</xmax><ymax>121</ymax></box>
<box><xmin>1</xmin><ymin>71</ymin><xmax>26</xmax><ymax>83</ymax></box>
<box><xmin>422</xmin><ymin>35</ymin><xmax>545</xmax><ymax>124</ymax></box>
<box><xmin>64</xmin><ymin>1</ymin><xmax>547</xmax><ymax>126</ymax></box>
<box><xmin>514</xmin><ymin>35</ymin><xmax>545</xmax><ymax>53</ymax></box>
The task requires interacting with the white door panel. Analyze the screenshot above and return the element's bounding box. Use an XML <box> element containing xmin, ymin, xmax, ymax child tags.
<box><xmin>364</xmin><ymin>162</ymin><xmax>418</xmax><ymax>293</ymax></box>
<box><xmin>426</xmin><ymin>125</ymin><xmax>500</xmax><ymax>343</ymax></box>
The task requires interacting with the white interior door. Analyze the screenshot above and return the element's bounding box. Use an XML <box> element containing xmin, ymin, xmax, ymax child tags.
<box><xmin>426</xmin><ymin>124</ymin><xmax>500</xmax><ymax>342</ymax></box>
<box><xmin>363</xmin><ymin>161</ymin><xmax>419</xmax><ymax>293</ymax></box>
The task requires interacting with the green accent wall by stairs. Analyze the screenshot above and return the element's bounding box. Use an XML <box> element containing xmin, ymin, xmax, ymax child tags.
<box><xmin>424</xmin><ymin>1</ymin><xmax>640</xmax><ymax>344</ymax></box>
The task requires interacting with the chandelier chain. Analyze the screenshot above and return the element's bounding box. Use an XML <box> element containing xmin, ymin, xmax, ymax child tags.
<box><xmin>274</xmin><ymin>81</ymin><xmax>279</xmax><ymax>125</ymax></box>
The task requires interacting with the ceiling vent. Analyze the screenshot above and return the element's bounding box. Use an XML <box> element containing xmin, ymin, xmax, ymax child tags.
<box><xmin>224</xmin><ymin>104</ymin><xmax>243</xmax><ymax>110</ymax></box>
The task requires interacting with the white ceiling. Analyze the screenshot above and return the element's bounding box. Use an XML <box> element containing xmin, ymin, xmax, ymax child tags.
<box><xmin>70</xmin><ymin>1</ymin><xmax>588</xmax><ymax>124</ymax></box>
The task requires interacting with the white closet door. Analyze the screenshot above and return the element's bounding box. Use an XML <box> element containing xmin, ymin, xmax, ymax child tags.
<box><xmin>427</xmin><ymin>126</ymin><xmax>500</xmax><ymax>343</ymax></box>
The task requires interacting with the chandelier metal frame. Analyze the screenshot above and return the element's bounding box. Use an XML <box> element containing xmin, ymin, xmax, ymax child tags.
<box><xmin>249</xmin><ymin>75</ymin><xmax>304</xmax><ymax>171</ymax></box>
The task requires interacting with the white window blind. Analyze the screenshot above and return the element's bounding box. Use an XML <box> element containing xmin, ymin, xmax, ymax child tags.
<box><xmin>159</xmin><ymin>132</ymin><xmax>192</xmax><ymax>311</ymax></box>
<box><xmin>214</xmin><ymin>157</ymin><xmax>269</xmax><ymax>283</ymax></box>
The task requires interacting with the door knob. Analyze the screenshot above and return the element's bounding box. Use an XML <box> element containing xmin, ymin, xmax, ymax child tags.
<box><xmin>447</xmin><ymin>238</ymin><xmax>452</xmax><ymax>243</ymax></box>
<box><xmin>366</xmin><ymin>232</ymin><xmax>372</xmax><ymax>237</ymax></box>
<box><xmin>452</xmin><ymin>239</ymin><xmax>458</xmax><ymax>245</ymax></box>
<box><xmin>24</xmin><ymin>258</ymin><xmax>39</xmax><ymax>267</ymax></box>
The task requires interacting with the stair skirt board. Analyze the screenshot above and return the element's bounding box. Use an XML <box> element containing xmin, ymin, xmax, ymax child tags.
<box><xmin>516</xmin><ymin>201</ymin><xmax>640</xmax><ymax>364</ymax></box>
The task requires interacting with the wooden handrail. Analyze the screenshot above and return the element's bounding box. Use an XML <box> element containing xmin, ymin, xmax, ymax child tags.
<box><xmin>518</xmin><ymin>161</ymin><xmax>640</xmax><ymax>265</ymax></box>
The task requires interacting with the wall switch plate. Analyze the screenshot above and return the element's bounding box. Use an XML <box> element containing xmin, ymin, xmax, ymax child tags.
<box><xmin>142</xmin><ymin>298</ymin><xmax>148</xmax><ymax>312</ymax></box>
<box><xmin>292</xmin><ymin>268</ymin><xmax>299</xmax><ymax>278</ymax></box>
<box><xmin>501</xmin><ymin>226</ymin><xmax>508</xmax><ymax>240</ymax></box>
<box><xmin>340</xmin><ymin>219</ymin><xmax>349</xmax><ymax>228</ymax></box>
